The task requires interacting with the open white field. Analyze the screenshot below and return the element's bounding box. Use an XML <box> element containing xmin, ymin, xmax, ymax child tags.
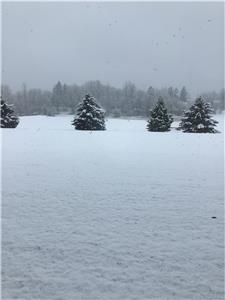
<box><xmin>2</xmin><ymin>115</ymin><xmax>224</xmax><ymax>300</ymax></box>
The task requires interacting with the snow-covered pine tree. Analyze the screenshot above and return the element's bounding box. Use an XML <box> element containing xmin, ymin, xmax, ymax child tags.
<box><xmin>1</xmin><ymin>98</ymin><xmax>19</xmax><ymax>128</ymax></box>
<box><xmin>72</xmin><ymin>94</ymin><xmax>106</xmax><ymax>130</ymax></box>
<box><xmin>147</xmin><ymin>97</ymin><xmax>173</xmax><ymax>132</ymax></box>
<box><xmin>178</xmin><ymin>97</ymin><xmax>218</xmax><ymax>133</ymax></box>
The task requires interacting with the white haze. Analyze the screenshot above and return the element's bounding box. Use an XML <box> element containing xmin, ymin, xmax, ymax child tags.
<box><xmin>2</xmin><ymin>2</ymin><xmax>224</xmax><ymax>96</ymax></box>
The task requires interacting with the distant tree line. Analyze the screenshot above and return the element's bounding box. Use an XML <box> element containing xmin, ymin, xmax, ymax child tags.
<box><xmin>1</xmin><ymin>81</ymin><xmax>224</xmax><ymax>117</ymax></box>
<box><xmin>0</xmin><ymin>93</ymin><xmax>219</xmax><ymax>133</ymax></box>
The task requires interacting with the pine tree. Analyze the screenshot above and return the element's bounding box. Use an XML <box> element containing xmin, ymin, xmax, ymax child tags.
<box><xmin>51</xmin><ymin>81</ymin><xmax>63</xmax><ymax>113</ymax></box>
<box><xmin>180</xmin><ymin>86</ymin><xmax>188</xmax><ymax>102</ymax></box>
<box><xmin>178</xmin><ymin>97</ymin><xmax>218</xmax><ymax>133</ymax></box>
<box><xmin>147</xmin><ymin>97</ymin><xmax>173</xmax><ymax>132</ymax></box>
<box><xmin>1</xmin><ymin>98</ymin><xmax>19</xmax><ymax>128</ymax></box>
<box><xmin>72</xmin><ymin>94</ymin><xmax>106</xmax><ymax>130</ymax></box>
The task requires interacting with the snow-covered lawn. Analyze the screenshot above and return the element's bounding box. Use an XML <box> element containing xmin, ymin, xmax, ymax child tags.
<box><xmin>2</xmin><ymin>115</ymin><xmax>224</xmax><ymax>300</ymax></box>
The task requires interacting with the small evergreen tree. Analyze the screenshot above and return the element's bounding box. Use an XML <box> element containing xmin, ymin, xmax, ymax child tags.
<box><xmin>178</xmin><ymin>97</ymin><xmax>218</xmax><ymax>133</ymax></box>
<box><xmin>72</xmin><ymin>94</ymin><xmax>106</xmax><ymax>130</ymax></box>
<box><xmin>147</xmin><ymin>97</ymin><xmax>173</xmax><ymax>132</ymax></box>
<box><xmin>1</xmin><ymin>98</ymin><xmax>19</xmax><ymax>128</ymax></box>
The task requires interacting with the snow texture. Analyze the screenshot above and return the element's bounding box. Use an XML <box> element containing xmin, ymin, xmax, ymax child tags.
<box><xmin>2</xmin><ymin>115</ymin><xmax>224</xmax><ymax>300</ymax></box>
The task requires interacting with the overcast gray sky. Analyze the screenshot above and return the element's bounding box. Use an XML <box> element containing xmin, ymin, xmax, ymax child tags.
<box><xmin>2</xmin><ymin>1</ymin><xmax>224</xmax><ymax>96</ymax></box>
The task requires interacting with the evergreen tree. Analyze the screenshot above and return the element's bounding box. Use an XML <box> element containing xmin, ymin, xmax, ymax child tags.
<box><xmin>1</xmin><ymin>98</ymin><xmax>19</xmax><ymax>128</ymax></box>
<box><xmin>178</xmin><ymin>97</ymin><xmax>218</xmax><ymax>133</ymax></box>
<box><xmin>51</xmin><ymin>81</ymin><xmax>63</xmax><ymax>113</ymax></box>
<box><xmin>180</xmin><ymin>86</ymin><xmax>188</xmax><ymax>102</ymax></box>
<box><xmin>72</xmin><ymin>94</ymin><xmax>106</xmax><ymax>130</ymax></box>
<box><xmin>147</xmin><ymin>97</ymin><xmax>173</xmax><ymax>132</ymax></box>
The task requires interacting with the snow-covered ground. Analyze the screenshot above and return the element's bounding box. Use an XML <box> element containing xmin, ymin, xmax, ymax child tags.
<box><xmin>2</xmin><ymin>115</ymin><xmax>224</xmax><ymax>300</ymax></box>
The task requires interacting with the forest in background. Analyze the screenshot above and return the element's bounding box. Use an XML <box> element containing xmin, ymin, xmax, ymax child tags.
<box><xmin>1</xmin><ymin>81</ymin><xmax>224</xmax><ymax>117</ymax></box>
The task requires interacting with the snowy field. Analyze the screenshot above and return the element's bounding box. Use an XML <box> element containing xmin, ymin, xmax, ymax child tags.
<box><xmin>2</xmin><ymin>115</ymin><xmax>224</xmax><ymax>300</ymax></box>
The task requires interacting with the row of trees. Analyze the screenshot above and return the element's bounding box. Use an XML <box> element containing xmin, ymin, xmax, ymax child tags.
<box><xmin>0</xmin><ymin>94</ymin><xmax>219</xmax><ymax>133</ymax></box>
<box><xmin>72</xmin><ymin>95</ymin><xmax>218</xmax><ymax>133</ymax></box>
<box><xmin>147</xmin><ymin>97</ymin><xmax>218</xmax><ymax>133</ymax></box>
<box><xmin>1</xmin><ymin>81</ymin><xmax>224</xmax><ymax>117</ymax></box>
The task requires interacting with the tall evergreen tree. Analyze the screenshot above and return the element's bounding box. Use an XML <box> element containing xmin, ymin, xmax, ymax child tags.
<box><xmin>178</xmin><ymin>97</ymin><xmax>218</xmax><ymax>133</ymax></box>
<box><xmin>1</xmin><ymin>98</ymin><xmax>19</xmax><ymax>128</ymax></box>
<box><xmin>51</xmin><ymin>81</ymin><xmax>63</xmax><ymax>113</ymax></box>
<box><xmin>72</xmin><ymin>94</ymin><xmax>106</xmax><ymax>130</ymax></box>
<box><xmin>147</xmin><ymin>97</ymin><xmax>173</xmax><ymax>132</ymax></box>
<box><xmin>180</xmin><ymin>86</ymin><xmax>188</xmax><ymax>102</ymax></box>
